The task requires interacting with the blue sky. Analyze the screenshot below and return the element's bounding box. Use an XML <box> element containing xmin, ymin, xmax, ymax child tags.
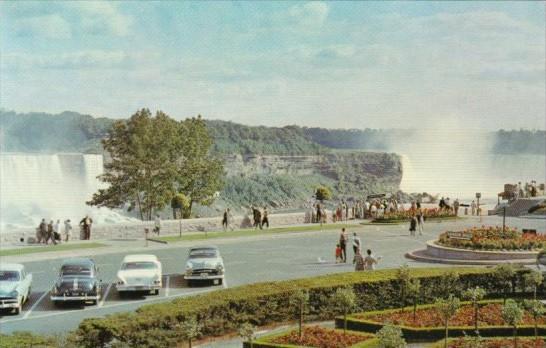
<box><xmin>1</xmin><ymin>1</ymin><xmax>544</xmax><ymax>129</ymax></box>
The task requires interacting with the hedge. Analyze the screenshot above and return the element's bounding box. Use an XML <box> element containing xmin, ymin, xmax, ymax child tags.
<box><xmin>427</xmin><ymin>337</ymin><xmax>545</xmax><ymax>348</ymax></box>
<box><xmin>68</xmin><ymin>267</ymin><xmax>532</xmax><ymax>348</ymax></box>
<box><xmin>336</xmin><ymin>300</ymin><xmax>546</xmax><ymax>342</ymax></box>
<box><xmin>0</xmin><ymin>332</ymin><xmax>58</xmax><ymax>348</ymax></box>
<box><xmin>243</xmin><ymin>328</ymin><xmax>379</xmax><ymax>348</ymax></box>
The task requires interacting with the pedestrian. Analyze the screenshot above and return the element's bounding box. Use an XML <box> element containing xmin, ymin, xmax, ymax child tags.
<box><xmin>352</xmin><ymin>232</ymin><xmax>361</xmax><ymax>264</ymax></box>
<box><xmin>79</xmin><ymin>215</ymin><xmax>93</xmax><ymax>240</ymax></box>
<box><xmin>354</xmin><ymin>248</ymin><xmax>365</xmax><ymax>271</ymax></box>
<box><xmin>453</xmin><ymin>199</ymin><xmax>460</xmax><ymax>216</ymax></box>
<box><xmin>335</xmin><ymin>244</ymin><xmax>342</xmax><ymax>264</ymax></box>
<box><xmin>53</xmin><ymin>219</ymin><xmax>62</xmax><ymax>242</ymax></box>
<box><xmin>363</xmin><ymin>249</ymin><xmax>380</xmax><ymax>270</ymax></box>
<box><xmin>64</xmin><ymin>219</ymin><xmax>72</xmax><ymax>242</ymax></box>
<box><xmin>46</xmin><ymin>220</ymin><xmax>57</xmax><ymax>245</ymax></box>
<box><xmin>38</xmin><ymin>218</ymin><xmax>47</xmax><ymax>244</ymax></box>
<box><xmin>262</xmin><ymin>207</ymin><xmax>269</xmax><ymax>228</ymax></box>
<box><xmin>416</xmin><ymin>208</ymin><xmax>424</xmax><ymax>235</ymax></box>
<box><xmin>339</xmin><ymin>228</ymin><xmax>348</xmax><ymax>263</ymax></box>
<box><xmin>471</xmin><ymin>200</ymin><xmax>476</xmax><ymax>216</ymax></box>
<box><xmin>253</xmin><ymin>206</ymin><xmax>262</xmax><ymax>229</ymax></box>
<box><xmin>316</xmin><ymin>203</ymin><xmax>322</xmax><ymax>224</ymax></box>
<box><xmin>222</xmin><ymin>209</ymin><xmax>228</xmax><ymax>231</ymax></box>
<box><xmin>409</xmin><ymin>214</ymin><xmax>417</xmax><ymax>237</ymax></box>
<box><xmin>154</xmin><ymin>214</ymin><xmax>161</xmax><ymax>235</ymax></box>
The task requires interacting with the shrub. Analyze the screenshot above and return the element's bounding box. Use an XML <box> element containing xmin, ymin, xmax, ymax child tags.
<box><xmin>0</xmin><ymin>332</ymin><xmax>59</xmax><ymax>348</ymax></box>
<box><xmin>67</xmin><ymin>267</ymin><xmax>523</xmax><ymax>348</ymax></box>
<box><xmin>376</xmin><ymin>324</ymin><xmax>406</xmax><ymax>348</ymax></box>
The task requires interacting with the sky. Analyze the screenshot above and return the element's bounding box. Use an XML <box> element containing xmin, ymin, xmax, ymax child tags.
<box><xmin>1</xmin><ymin>1</ymin><xmax>545</xmax><ymax>130</ymax></box>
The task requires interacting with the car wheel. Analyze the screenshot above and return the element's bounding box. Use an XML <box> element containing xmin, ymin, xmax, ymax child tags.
<box><xmin>187</xmin><ymin>280</ymin><xmax>193</xmax><ymax>287</ymax></box>
<box><xmin>14</xmin><ymin>301</ymin><xmax>21</xmax><ymax>315</ymax></box>
<box><xmin>153</xmin><ymin>289</ymin><xmax>159</xmax><ymax>295</ymax></box>
<box><xmin>118</xmin><ymin>291</ymin><xmax>125</xmax><ymax>298</ymax></box>
<box><xmin>53</xmin><ymin>300</ymin><xmax>61</xmax><ymax>307</ymax></box>
<box><xmin>217</xmin><ymin>279</ymin><xmax>223</xmax><ymax>286</ymax></box>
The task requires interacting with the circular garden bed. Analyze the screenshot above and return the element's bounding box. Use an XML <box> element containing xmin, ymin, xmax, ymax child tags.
<box><xmin>437</xmin><ymin>226</ymin><xmax>546</xmax><ymax>251</ymax></box>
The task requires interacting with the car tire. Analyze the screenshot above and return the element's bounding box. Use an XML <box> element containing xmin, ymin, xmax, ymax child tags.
<box><xmin>153</xmin><ymin>289</ymin><xmax>159</xmax><ymax>295</ymax></box>
<box><xmin>53</xmin><ymin>300</ymin><xmax>61</xmax><ymax>307</ymax></box>
<box><xmin>187</xmin><ymin>280</ymin><xmax>193</xmax><ymax>287</ymax></box>
<box><xmin>118</xmin><ymin>291</ymin><xmax>125</xmax><ymax>298</ymax></box>
<box><xmin>217</xmin><ymin>279</ymin><xmax>223</xmax><ymax>286</ymax></box>
<box><xmin>14</xmin><ymin>302</ymin><xmax>21</xmax><ymax>315</ymax></box>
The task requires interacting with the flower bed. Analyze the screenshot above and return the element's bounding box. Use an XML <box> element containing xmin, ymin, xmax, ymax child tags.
<box><xmin>372</xmin><ymin>208</ymin><xmax>456</xmax><ymax>223</ymax></box>
<box><xmin>338</xmin><ymin>301</ymin><xmax>546</xmax><ymax>341</ymax></box>
<box><xmin>252</xmin><ymin>326</ymin><xmax>377</xmax><ymax>348</ymax></box>
<box><xmin>358</xmin><ymin>302</ymin><xmax>546</xmax><ymax>327</ymax></box>
<box><xmin>430</xmin><ymin>337</ymin><xmax>545</xmax><ymax>348</ymax></box>
<box><xmin>437</xmin><ymin>226</ymin><xmax>546</xmax><ymax>251</ymax></box>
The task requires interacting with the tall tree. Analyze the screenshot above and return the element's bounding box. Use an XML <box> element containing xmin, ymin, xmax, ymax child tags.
<box><xmin>176</xmin><ymin>115</ymin><xmax>224</xmax><ymax>218</ymax></box>
<box><xmin>88</xmin><ymin>109</ymin><xmax>182</xmax><ymax>220</ymax></box>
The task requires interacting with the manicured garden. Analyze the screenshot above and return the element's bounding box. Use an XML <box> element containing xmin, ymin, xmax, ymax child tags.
<box><xmin>263</xmin><ymin>326</ymin><xmax>377</xmax><ymax>348</ymax></box>
<box><xmin>371</xmin><ymin>208</ymin><xmax>457</xmax><ymax>223</ymax></box>
<box><xmin>430</xmin><ymin>337</ymin><xmax>545</xmax><ymax>348</ymax></box>
<box><xmin>437</xmin><ymin>226</ymin><xmax>546</xmax><ymax>251</ymax></box>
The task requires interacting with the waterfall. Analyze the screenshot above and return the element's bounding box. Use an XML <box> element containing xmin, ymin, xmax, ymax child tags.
<box><xmin>0</xmin><ymin>153</ymin><xmax>135</xmax><ymax>233</ymax></box>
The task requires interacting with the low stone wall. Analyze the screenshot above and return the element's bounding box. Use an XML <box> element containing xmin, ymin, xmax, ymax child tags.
<box><xmin>425</xmin><ymin>240</ymin><xmax>539</xmax><ymax>261</ymax></box>
<box><xmin>1</xmin><ymin>212</ymin><xmax>308</xmax><ymax>244</ymax></box>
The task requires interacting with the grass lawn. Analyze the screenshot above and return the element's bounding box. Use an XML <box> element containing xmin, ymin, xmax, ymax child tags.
<box><xmin>0</xmin><ymin>242</ymin><xmax>107</xmax><ymax>257</ymax></box>
<box><xmin>156</xmin><ymin>223</ymin><xmax>356</xmax><ymax>243</ymax></box>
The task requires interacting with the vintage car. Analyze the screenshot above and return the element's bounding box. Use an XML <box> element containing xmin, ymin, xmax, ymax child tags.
<box><xmin>0</xmin><ymin>263</ymin><xmax>32</xmax><ymax>314</ymax></box>
<box><xmin>50</xmin><ymin>258</ymin><xmax>101</xmax><ymax>305</ymax></box>
<box><xmin>184</xmin><ymin>245</ymin><xmax>225</xmax><ymax>286</ymax></box>
<box><xmin>116</xmin><ymin>254</ymin><xmax>162</xmax><ymax>295</ymax></box>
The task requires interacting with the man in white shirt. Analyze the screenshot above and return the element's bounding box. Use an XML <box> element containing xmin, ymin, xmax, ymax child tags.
<box><xmin>363</xmin><ymin>249</ymin><xmax>380</xmax><ymax>270</ymax></box>
<box><xmin>352</xmin><ymin>233</ymin><xmax>361</xmax><ymax>264</ymax></box>
<box><xmin>53</xmin><ymin>219</ymin><xmax>62</xmax><ymax>243</ymax></box>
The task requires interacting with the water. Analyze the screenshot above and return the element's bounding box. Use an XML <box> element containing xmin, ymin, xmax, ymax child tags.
<box><xmin>0</xmin><ymin>153</ymin><xmax>135</xmax><ymax>232</ymax></box>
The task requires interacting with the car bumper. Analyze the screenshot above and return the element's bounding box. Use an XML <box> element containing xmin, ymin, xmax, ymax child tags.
<box><xmin>116</xmin><ymin>284</ymin><xmax>161</xmax><ymax>291</ymax></box>
<box><xmin>50</xmin><ymin>294</ymin><xmax>100</xmax><ymax>301</ymax></box>
<box><xmin>184</xmin><ymin>274</ymin><xmax>224</xmax><ymax>280</ymax></box>
<box><xmin>0</xmin><ymin>302</ymin><xmax>19</xmax><ymax>309</ymax></box>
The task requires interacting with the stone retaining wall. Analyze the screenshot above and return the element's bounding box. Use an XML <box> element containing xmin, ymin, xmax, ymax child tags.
<box><xmin>1</xmin><ymin>212</ymin><xmax>309</xmax><ymax>244</ymax></box>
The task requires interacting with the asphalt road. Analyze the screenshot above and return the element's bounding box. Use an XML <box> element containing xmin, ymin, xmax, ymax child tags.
<box><xmin>0</xmin><ymin>215</ymin><xmax>543</xmax><ymax>336</ymax></box>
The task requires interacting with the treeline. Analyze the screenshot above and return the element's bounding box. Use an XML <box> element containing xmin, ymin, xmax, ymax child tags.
<box><xmin>1</xmin><ymin>110</ymin><xmax>543</xmax><ymax>155</ymax></box>
<box><xmin>493</xmin><ymin>129</ymin><xmax>546</xmax><ymax>155</ymax></box>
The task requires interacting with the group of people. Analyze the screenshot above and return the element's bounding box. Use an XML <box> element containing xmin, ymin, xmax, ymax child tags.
<box><xmin>516</xmin><ymin>181</ymin><xmax>541</xmax><ymax>198</ymax></box>
<box><xmin>35</xmin><ymin>215</ymin><xmax>93</xmax><ymax>244</ymax></box>
<box><xmin>250</xmin><ymin>206</ymin><xmax>269</xmax><ymax>229</ymax></box>
<box><xmin>335</xmin><ymin>228</ymin><xmax>380</xmax><ymax>271</ymax></box>
<box><xmin>438</xmin><ymin>197</ymin><xmax>460</xmax><ymax>214</ymax></box>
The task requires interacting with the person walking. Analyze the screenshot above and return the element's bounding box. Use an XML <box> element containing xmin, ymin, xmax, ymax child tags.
<box><xmin>409</xmin><ymin>214</ymin><xmax>417</xmax><ymax>237</ymax></box>
<box><xmin>354</xmin><ymin>248</ymin><xmax>365</xmax><ymax>271</ymax></box>
<box><xmin>351</xmin><ymin>232</ymin><xmax>361</xmax><ymax>264</ymax></box>
<box><xmin>363</xmin><ymin>249</ymin><xmax>380</xmax><ymax>270</ymax></box>
<box><xmin>154</xmin><ymin>214</ymin><xmax>161</xmax><ymax>235</ymax></box>
<box><xmin>253</xmin><ymin>206</ymin><xmax>262</xmax><ymax>230</ymax></box>
<box><xmin>80</xmin><ymin>215</ymin><xmax>93</xmax><ymax>240</ymax></box>
<box><xmin>53</xmin><ymin>219</ymin><xmax>62</xmax><ymax>242</ymax></box>
<box><xmin>453</xmin><ymin>199</ymin><xmax>460</xmax><ymax>216</ymax></box>
<box><xmin>64</xmin><ymin>219</ymin><xmax>72</xmax><ymax>242</ymax></box>
<box><xmin>339</xmin><ymin>228</ymin><xmax>348</xmax><ymax>263</ymax></box>
<box><xmin>46</xmin><ymin>220</ymin><xmax>57</xmax><ymax>245</ymax></box>
<box><xmin>222</xmin><ymin>209</ymin><xmax>229</xmax><ymax>231</ymax></box>
<box><xmin>38</xmin><ymin>219</ymin><xmax>47</xmax><ymax>244</ymax></box>
<box><xmin>416</xmin><ymin>207</ymin><xmax>424</xmax><ymax>235</ymax></box>
<box><xmin>471</xmin><ymin>200</ymin><xmax>476</xmax><ymax>216</ymax></box>
<box><xmin>316</xmin><ymin>203</ymin><xmax>322</xmax><ymax>224</ymax></box>
<box><xmin>262</xmin><ymin>207</ymin><xmax>269</xmax><ymax>228</ymax></box>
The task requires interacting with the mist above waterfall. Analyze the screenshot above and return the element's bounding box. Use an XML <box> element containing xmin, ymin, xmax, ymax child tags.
<box><xmin>0</xmin><ymin>153</ymin><xmax>136</xmax><ymax>232</ymax></box>
<box><xmin>391</xmin><ymin>120</ymin><xmax>545</xmax><ymax>200</ymax></box>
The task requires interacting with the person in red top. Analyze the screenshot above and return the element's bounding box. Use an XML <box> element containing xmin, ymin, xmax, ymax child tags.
<box><xmin>335</xmin><ymin>244</ymin><xmax>342</xmax><ymax>263</ymax></box>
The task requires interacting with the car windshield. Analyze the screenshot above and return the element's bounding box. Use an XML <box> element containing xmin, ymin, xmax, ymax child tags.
<box><xmin>0</xmin><ymin>271</ymin><xmax>20</xmax><ymax>281</ymax></box>
<box><xmin>189</xmin><ymin>249</ymin><xmax>218</xmax><ymax>258</ymax></box>
<box><xmin>61</xmin><ymin>265</ymin><xmax>92</xmax><ymax>276</ymax></box>
<box><xmin>121</xmin><ymin>262</ymin><xmax>157</xmax><ymax>270</ymax></box>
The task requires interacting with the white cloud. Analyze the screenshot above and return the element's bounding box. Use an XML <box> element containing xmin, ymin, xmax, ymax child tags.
<box><xmin>67</xmin><ymin>2</ymin><xmax>133</xmax><ymax>37</ymax></box>
<box><xmin>288</xmin><ymin>2</ymin><xmax>329</xmax><ymax>28</ymax></box>
<box><xmin>13</xmin><ymin>14</ymin><xmax>71</xmax><ymax>39</ymax></box>
<box><xmin>2</xmin><ymin>50</ymin><xmax>127</xmax><ymax>70</ymax></box>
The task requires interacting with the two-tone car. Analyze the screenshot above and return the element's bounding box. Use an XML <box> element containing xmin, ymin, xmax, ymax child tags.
<box><xmin>116</xmin><ymin>254</ymin><xmax>162</xmax><ymax>295</ymax></box>
<box><xmin>0</xmin><ymin>263</ymin><xmax>32</xmax><ymax>314</ymax></box>
<box><xmin>184</xmin><ymin>245</ymin><xmax>225</xmax><ymax>286</ymax></box>
<box><xmin>50</xmin><ymin>258</ymin><xmax>102</xmax><ymax>305</ymax></box>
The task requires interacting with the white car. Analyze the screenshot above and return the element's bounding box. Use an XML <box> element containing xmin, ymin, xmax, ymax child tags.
<box><xmin>184</xmin><ymin>246</ymin><xmax>225</xmax><ymax>286</ymax></box>
<box><xmin>116</xmin><ymin>255</ymin><xmax>162</xmax><ymax>295</ymax></box>
<box><xmin>0</xmin><ymin>263</ymin><xmax>32</xmax><ymax>314</ymax></box>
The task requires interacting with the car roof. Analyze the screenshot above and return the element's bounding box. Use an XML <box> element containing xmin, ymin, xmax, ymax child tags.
<box><xmin>61</xmin><ymin>258</ymin><xmax>95</xmax><ymax>267</ymax></box>
<box><xmin>0</xmin><ymin>263</ymin><xmax>24</xmax><ymax>272</ymax></box>
<box><xmin>122</xmin><ymin>254</ymin><xmax>158</xmax><ymax>263</ymax></box>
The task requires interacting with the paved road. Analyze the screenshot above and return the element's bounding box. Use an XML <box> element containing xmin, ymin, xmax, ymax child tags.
<box><xmin>0</xmin><ymin>215</ymin><xmax>543</xmax><ymax>336</ymax></box>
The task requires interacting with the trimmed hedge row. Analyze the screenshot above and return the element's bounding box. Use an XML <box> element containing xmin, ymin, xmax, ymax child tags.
<box><xmin>336</xmin><ymin>300</ymin><xmax>546</xmax><ymax>342</ymax></box>
<box><xmin>427</xmin><ymin>337</ymin><xmax>545</xmax><ymax>348</ymax></box>
<box><xmin>244</xmin><ymin>329</ymin><xmax>379</xmax><ymax>348</ymax></box>
<box><xmin>69</xmin><ymin>267</ymin><xmax>528</xmax><ymax>348</ymax></box>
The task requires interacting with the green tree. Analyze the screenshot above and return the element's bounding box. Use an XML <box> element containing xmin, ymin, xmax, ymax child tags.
<box><xmin>523</xmin><ymin>300</ymin><xmax>545</xmax><ymax>344</ymax></box>
<box><xmin>332</xmin><ymin>287</ymin><xmax>357</xmax><ymax>335</ymax></box>
<box><xmin>376</xmin><ymin>324</ymin><xmax>406</xmax><ymax>348</ymax></box>
<box><xmin>238</xmin><ymin>322</ymin><xmax>256</xmax><ymax>348</ymax></box>
<box><xmin>406</xmin><ymin>278</ymin><xmax>421</xmax><ymax>323</ymax></box>
<box><xmin>88</xmin><ymin>109</ymin><xmax>182</xmax><ymax>220</ymax></box>
<box><xmin>176</xmin><ymin>316</ymin><xmax>201</xmax><ymax>348</ymax></box>
<box><xmin>171</xmin><ymin>193</ymin><xmax>190</xmax><ymax>219</ymax></box>
<box><xmin>176</xmin><ymin>115</ymin><xmax>224</xmax><ymax>218</ymax></box>
<box><xmin>462</xmin><ymin>286</ymin><xmax>487</xmax><ymax>333</ymax></box>
<box><xmin>315</xmin><ymin>186</ymin><xmax>332</xmax><ymax>202</ymax></box>
<box><xmin>494</xmin><ymin>264</ymin><xmax>516</xmax><ymax>304</ymax></box>
<box><xmin>396</xmin><ymin>264</ymin><xmax>411</xmax><ymax>307</ymax></box>
<box><xmin>435</xmin><ymin>295</ymin><xmax>460</xmax><ymax>348</ymax></box>
<box><xmin>523</xmin><ymin>270</ymin><xmax>543</xmax><ymax>300</ymax></box>
<box><xmin>501</xmin><ymin>299</ymin><xmax>523</xmax><ymax>348</ymax></box>
<box><xmin>289</xmin><ymin>289</ymin><xmax>309</xmax><ymax>338</ymax></box>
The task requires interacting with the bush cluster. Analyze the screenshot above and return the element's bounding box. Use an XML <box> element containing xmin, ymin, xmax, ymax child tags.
<box><xmin>437</xmin><ymin>226</ymin><xmax>546</xmax><ymax>251</ymax></box>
